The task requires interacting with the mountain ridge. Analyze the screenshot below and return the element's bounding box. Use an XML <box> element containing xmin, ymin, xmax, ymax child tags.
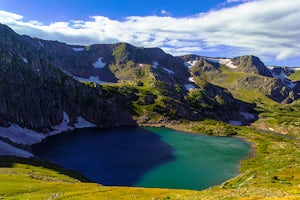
<box><xmin>0</xmin><ymin>23</ymin><xmax>299</xmax><ymax>157</ymax></box>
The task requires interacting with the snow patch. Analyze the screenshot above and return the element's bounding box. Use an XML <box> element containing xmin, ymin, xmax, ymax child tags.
<box><xmin>152</xmin><ymin>61</ymin><xmax>158</xmax><ymax>69</ymax></box>
<box><xmin>62</xmin><ymin>70</ymin><xmax>73</xmax><ymax>77</ymax></box>
<box><xmin>0</xmin><ymin>112</ymin><xmax>72</xmax><ymax>158</ymax></box>
<box><xmin>48</xmin><ymin>112</ymin><xmax>74</xmax><ymax>136</ymax></box>
<box><xmin>268</xmin><ymin>68</ymin><xmax>297</xmax><ymax>88</ymax></box>
<box><xmin>72</xmin><ymin>47</ymin><xmax>85</xmax><ymax>52</ymax></box>
<box><xmin>0</xmin><ymin>140</ymin><xmax>33</xmax><ymax>158</ymax></box>
<box><xmin>240</xmin><ymin>112</ymin><xmax>255</xmax><ymax>120</ymax></box>
<box><xmin>22</xmin><ymin>57</ymin><xmax>28</xmax><ymax>64</ymax></box>
<box><xmin>163</xmin><ymin>67</ymin><xmax>174</xmax><ymax>74</ymax></box>
<box><xmin>75</xmin><ymin>76</ymin><xmax>108</xmax><ymax>84</ymax></box>
<box><xmin>0</xmin><ymin>112</ymin><xmax>100</xmax><ymax>158</ymax></box>
<box><xmin>229</xmin><ymin>120</ymin><xmax>242</xmax><ymax>126</ymax></box>
<box><xmin>38</xmin><ymin>41</ymin><xmax>44</xmax><ymax>47</ymax></box>
<box><xmin>0</xmin><ymin>112</ymin><xmax>73</xmax><ymax>146</ymax></box>
<box><xmin>269</xmin><ymin>128</ymin><xmax>274</xmax><ymax>131</ymax></box>
<box><xmin>206</xmin><ymin>58</ymin><xmax>238</xmax><ymax>69</ymax></box>
<box><xmin>93</xmin><ymin>57</ymin><xmax>106</xmax><ymax>68</ymax></box>
<box><xmin>0</xmin><ymin>124</ymin><xmax>45</xmax><ymax>145</ymax></box>
<box><xmin>74</xmin><ymin>117</ymin><xmax>97</xmax><ymax>128</ymax></box>
<box><xmin>267</xmin><ymin>66</ymin><xmax>292</xmax><ymax>78</ymax></box>
<box><xmin>188</xmin><ymin>77</ymin><xmax>195</xmax><ymax>83</ymax></box>
<box><xmin>184</xmin><ymin>60</ymin><xmax>198</xmax><ymax>68</ymax></box>
<box><xmin>185</xmin><ymin>84</ymin><xmax>195</xmax><ymax>91</ymax></box>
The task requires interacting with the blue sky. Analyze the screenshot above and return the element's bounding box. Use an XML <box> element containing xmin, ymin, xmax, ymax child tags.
<box><xmin>0</xmin><ymin>0</ymin><xmax>299</xmax><ymax>66</ymax></box>
<box><xmin>0</xmin><ymin>0</ymin><xmax>231</xmax><ymax>21</ymax></box>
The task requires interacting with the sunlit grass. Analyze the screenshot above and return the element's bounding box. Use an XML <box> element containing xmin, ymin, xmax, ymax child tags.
<box><xmin>289</xmin><ymin>70</ymin><xmax>300</xmax><ymax>82</ymax></box>
<box><xmin>1</xmin><ymin>118</ymin><xmax>299</xmax><ymax>200</ymax></box>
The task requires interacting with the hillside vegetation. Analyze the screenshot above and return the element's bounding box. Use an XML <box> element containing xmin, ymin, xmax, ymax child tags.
<box><xmin>0</xmin><ymin>121</ymin><xmax>299</xmax><ymax>199</ymax></box>
<box><xmin>0</xmin><ymin>24</ymin><xmax>299</xmax><ymax>199</ymax></box>
<box><xmin>289</xmin><ymin>70</ymin><xmax>300</xmax><ymax>82</ymax></box>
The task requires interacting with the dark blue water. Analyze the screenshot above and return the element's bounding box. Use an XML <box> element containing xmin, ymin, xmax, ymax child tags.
<box><xmin>32</xmin><ymin>127</ymin><xmax>250</xmax><ymax>190</ymax></box>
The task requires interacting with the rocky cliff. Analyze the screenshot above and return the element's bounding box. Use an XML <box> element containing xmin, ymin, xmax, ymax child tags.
<box><xmin>0</xmin><ymin>24</ymin><xmax>136</xmax><ymax>132</ymax></box>
<box><xmin>231</xmin><ymin>55</ymin><xmax>273</xmax><ymax>77</ymax></box>
<box><xmin>0</xmin><ymin>23</ymin><xmax>260</xmax><ymax>135</ymax></box>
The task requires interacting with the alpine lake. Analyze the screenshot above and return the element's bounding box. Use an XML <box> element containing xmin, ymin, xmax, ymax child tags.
<box><xmin>32</xmin><ymin>127</ymin><xmax>250</xmax><ymax>190</ymax></box>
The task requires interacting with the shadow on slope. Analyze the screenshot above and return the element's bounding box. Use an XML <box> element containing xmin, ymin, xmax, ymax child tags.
<box><xmin>0</xmin><ymin>155</ymin><xmax>91</xmax><ymax>182</ymax></box>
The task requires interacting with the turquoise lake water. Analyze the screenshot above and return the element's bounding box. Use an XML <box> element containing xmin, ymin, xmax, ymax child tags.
<box><xmin>32</xmin><ymin>127</ymin><xmax>250</xmax><ymax>190</ymax></box>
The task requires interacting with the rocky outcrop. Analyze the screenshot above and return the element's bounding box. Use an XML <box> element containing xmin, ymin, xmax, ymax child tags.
<box><xmin>239</xmin><ymin>76</ymin><xmax>296</xmax><ymax>103</ymax></box>
<box><xmin>179</xmin><ymin>54</ymin><xmax>299</xmax><ymax>104</ymax></box>
<box><xmin>268</xmin><ymin>66</ymin><xmax>295</xmax><ymax>77</ymax></box>
<box><xmin>0</xmin><ymin>24</ymin><xmax>136</xmax><ymax>132</ymax></box>
<box><xmin>192</xmin><ymin>57</ymin><xmax>220</xmax><ymax>73</ymax></box>
<box><xmin>231</xmin><ymin>55</ymin><xmax>273</xmax><ymax>77</ymax></box>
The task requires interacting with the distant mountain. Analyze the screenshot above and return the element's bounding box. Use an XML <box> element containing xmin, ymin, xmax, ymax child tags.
<box><xmin>20</xmin><ymin>37</ymin><xmax>190</xmax><ymax>86</ymax></box>
<box><xmin>179</xmin><ymin>55</ymin><xmax>300</xmax><ymax>103</ymax></box>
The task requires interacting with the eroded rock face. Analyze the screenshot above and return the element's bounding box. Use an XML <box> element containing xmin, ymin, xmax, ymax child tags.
<box><xmin>0</xmin><ymin>24</ymin><xmax>136</xmax><ymax>132</ymax></box>
<box><xmin>269</xmin><ymin>66</ymin><xmax>295</xmax><ymax>77</ymax></box>
<box><xmin>231</xmin><ymin>55</ymin><xmax>273</xmax><ymax>77</ymax></box>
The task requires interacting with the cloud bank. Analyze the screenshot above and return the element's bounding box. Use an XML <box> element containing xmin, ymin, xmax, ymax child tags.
<box><xmin>0</xmin><ymin>0</ymin><xmax>299</xmax><ymax>64</ymax></box>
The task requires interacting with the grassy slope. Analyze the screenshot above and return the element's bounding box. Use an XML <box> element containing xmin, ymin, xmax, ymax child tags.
<box><xmin>1</xmin><ymin>73</ymin><xmax>300</xmax><ymax>199</ymax></box>
<box><xmin>0</xmin><ymin>122</ymin><xmax>299</xmax><ymax>199</ymax></box>
<box><xmin>289</xmin><ymin>70</ymin><xmax>300</xmax><ymax>82</ymax></box>
<box><xmin>198</xmin><ymin>67</ymin><xmax>300</xmax><ymax>137</ymax></box>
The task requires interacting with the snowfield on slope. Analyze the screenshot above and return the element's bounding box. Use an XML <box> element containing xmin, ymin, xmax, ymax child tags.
<box><xmin>0</xmin><ymin>140</ymin><xmax>33</xmax><ymax>158</ymax></box>
<box><xmin>74</xmin><ymin>117</ymin><xmax>97</xmax><ymax>128</ymax></box>
<box><xmin>93</xmin><ymin>57</ymin><xmax>106</xmax><ymax>68</ymax></box>
<box><xmin>75</xmin><ymin>76</ymin><xmax>108</xmax><ymax>84</ymax></box>
<box><xmin>163</xmin><ymin>67</ymin><xmax>174</xmax><ymax>74</ymax></box>
<box><xmin>184</xmin><ymin>59</ymin><xmax>198</xmax><ymax>68</ymax></box>
<box><xmin>72</xmin><ymin>47</ymin><xmax>85</xmax><ymax>52</ymax></box>
<box><xmin>205</xmin><ymin>58</ymin><xmax>238</xmax><ymax>69</ymax></box>
<box><xmin>0</xmin><ymin>112</ymin><xmax>96</xmax><ymax>158</ymax></box>
<box><xmin>185</xmin><ymin>84</ymin><xmax>196</xmax><ymax>91</ymax></box>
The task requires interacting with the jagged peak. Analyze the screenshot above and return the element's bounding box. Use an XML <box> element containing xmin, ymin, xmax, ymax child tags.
<box><xmin>231</xmin><ymin>55</ymin><xmax>273</xmax><ymax>77</ymax></box>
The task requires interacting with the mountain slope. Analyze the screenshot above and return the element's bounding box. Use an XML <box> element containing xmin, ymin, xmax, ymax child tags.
<box><xmin>0</xmin><ymin>23</ymin><xmax>300</xmax><ymax>200</ymax></box>
<box><xmin>180</xmin><ymin>55</ymin><xmax>300</xmax><ymax>104</ymax></box>
<box><xmin>0</xmin><ymin>23</ymin><xmax>258</xmax><ymax>133</ymax></box>
<box><xmin>0</xmin><ymin>24</ymin><xmax>136</xmax><ymax>132</ymax></box>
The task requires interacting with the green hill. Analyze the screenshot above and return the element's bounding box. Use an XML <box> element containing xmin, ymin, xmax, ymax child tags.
<box><xmin>289</xmin><ymin>70</ymin><xmax>300</xmax><ymax>82</ymax></box>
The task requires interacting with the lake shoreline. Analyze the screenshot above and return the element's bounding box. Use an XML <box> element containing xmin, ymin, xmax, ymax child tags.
<box><xmin>148</xmin><ymin>123</ymin><xmax>256</xmax><ymax>177</ymax></box>
<box><xmin>31</xmin><ymin>124</ymin><xmax>252</xmax><ymax>191</ymax></box>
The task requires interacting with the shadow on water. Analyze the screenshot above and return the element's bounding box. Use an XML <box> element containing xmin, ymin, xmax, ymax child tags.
<box><xmin>32</xmin><ymin>127</ymin><xmax>175</xmax><ymax>186</ymax></box>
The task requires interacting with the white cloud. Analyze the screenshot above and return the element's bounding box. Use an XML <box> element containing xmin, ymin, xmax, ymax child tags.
<box><xmin>0</xmin><ymin>10</ymin><xmax>23</xmax><ymax>23</ymax></box>
<box><xmin>161</xmin><ymin>9</ymin><xmax>172</xmax><ymax>16</ymax></box>
<box><xmin>0</xmin><ymin>0</ymin><xmax>300</xmax><ymax>63</ymax></box>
